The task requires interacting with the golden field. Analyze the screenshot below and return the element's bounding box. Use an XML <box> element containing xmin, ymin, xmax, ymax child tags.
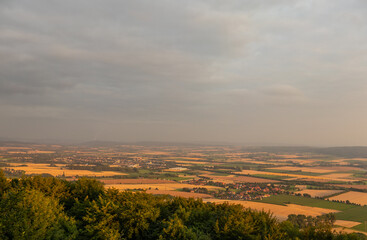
<box><xmin>106</xmin><ymin>183</ymin><xmax>223</xmax><ymax>191</ymax></box>
<box><xmin>6</xmin><ymin>163</ymin><xmax>127</xmax><ymax>177</ymax></box>
<box><xmin>235</xmin><ymin>170</ymin><xmax>358</xmax><ymax>182</ymax></box>
<box><xmin>146</xmin><ymin>190</ymin><xmax>212</xmax><ymax>198</ymax></box>
<box><xmin>203</xmin><ymin>199</ymin><xmax>339</xmax><ymax>221</ymax></box>
<box><xmin>334</xmin><ymin>220</ymin><xmax>361</xmax><ymax>228</ymax></box>
<box><xmin>328</xmin><ymin>191</ymin><xmax>367</xmax><ymax>206</ymax></box>
<box><xmin>297</xmin><ymin>189</ymin><xmax>344</xmax><ymax>198</ymax></box>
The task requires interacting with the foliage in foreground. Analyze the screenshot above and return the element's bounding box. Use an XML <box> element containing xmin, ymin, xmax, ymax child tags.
<box><xmin>0</xmin><ymin>170</ymin><xmax>366</xmax><ymax>240</ymax></box>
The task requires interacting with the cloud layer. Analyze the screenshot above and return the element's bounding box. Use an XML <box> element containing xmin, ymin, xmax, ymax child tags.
<box><xmin>1</xmin><ymin>0</ymin><xmax>367</xmax><ymax>145</ymax></box>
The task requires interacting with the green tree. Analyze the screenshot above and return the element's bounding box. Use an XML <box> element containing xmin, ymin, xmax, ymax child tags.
<box><xmin>0</xmin><ymin>169</ymin><xmax>10</xmax><ymax>196</ymax></box>
<box><xmin>0</xmin><ymin>189</ymin><xmax>77</xmax><ymax>240</ymax></box>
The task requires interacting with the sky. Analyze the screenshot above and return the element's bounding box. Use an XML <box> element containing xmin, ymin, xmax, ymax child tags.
<box><xmin>0</xmin><ymin>0</ymin><xmax>367</xmax><ymax>146</ymax></box>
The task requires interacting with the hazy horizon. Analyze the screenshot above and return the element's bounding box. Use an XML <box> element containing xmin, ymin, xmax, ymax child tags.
<box><xmin>1</xmin><ymin>1</ymin><xmax>367</xmax><ymax>146</ymax></box>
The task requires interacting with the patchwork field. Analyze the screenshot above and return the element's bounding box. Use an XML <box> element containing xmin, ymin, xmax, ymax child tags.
<box><xmin>105</xmin><ymin>183</ymin><xmax>223</xmax><ymax>191</ymax></box>
<box><xmin>328</xmin><ymin>191</ymin><xmax>367</xmax><ymax>206</ymax></box>
<box><xmin>297</xmin><ymin>189</ymin><xmax>344</xmax><ymax>198</ymax></box>
<box><xmin>6</xmin><ymin>163</ymin><xmax>127</xmax><ymax>177</ymax></box>
<box><xmin>201</xmin><ymin>174</ymin><xmax>279</xmax><ymax>183</ymax></box>
<box><xmin>171</xmin><ymin>160</ymin><xmax>211</xmax><ymax>164</ymax></box>
<box><xmin>334</xmin><ymin>220</ymin><xmax>361</xmax><ymax>228</ymax></box>
<box><xmin>235</xmin><ymin>170</ymin><xmax>358</xmax><ymax>182</ymax></box>
<box><xmin>204</xmin><ymin>199</ymin><xmax>339</xmax><ymax>221</ymax></box>
<box><xmin>2</xmin><ymin>143</ymin><xmax>367</xmax><ymax>233</ymax></box>
<box><xmin>146</xmin><ymin>190</ymin><xmax>212</xmax><ymax>198</ymax></box>
<box><xmin>269</xmin><ymin>166</ymin><xmax>335</xmax><ymax>174</ymax></box>
<box><xmin>100</xmin><ymin>179</ymin><xmax>175</xmax><ymax>184</ymax></box>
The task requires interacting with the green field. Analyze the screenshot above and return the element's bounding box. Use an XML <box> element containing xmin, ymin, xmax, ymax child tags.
<box><xmin>335</xmin><ymin>206</ymin><xmax>367</xmax><ymax>222</ymax></box>
<box><xmin>353</xmin><ymin>222</ymin><xmax>367</xmax><ymax>232</ymax></box>
<box><xmin>257</xmin><ymin>194</ymin><xmax>351</xmax><ymax>210</ymax></box>
<box><xmin>257</xmin><ymin>194</ymin><xmax>367</xmax><ymax>231</ymax></box>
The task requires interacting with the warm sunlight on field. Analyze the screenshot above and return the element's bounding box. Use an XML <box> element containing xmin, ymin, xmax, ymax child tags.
<box><xmin>204</xmin><ymin>199</ymin><xmax>339</xmax><ymax>221</ymax></box>
<box><xmin>328</xmin><ymin>191</ymin><xmax>367</xmax><ymax>206</ymax></box>
<box><xmin>106</xmin><ymin>183</ymin><xmax>223</xmax><ymax>191</ymax></box>
<box><xmin>7</xmin><ymin>163</ymin><xmax>127</xmax><ymax>177</ymax></box>
<box><xmin>297</xmin><ymin>189</ymin><xmax>344</xmax><ymax>198</ymax></box>
<box><xmin>146</xmin><ymin>190</ymin><xmax>212</xmax><ymax>198</ymax></box>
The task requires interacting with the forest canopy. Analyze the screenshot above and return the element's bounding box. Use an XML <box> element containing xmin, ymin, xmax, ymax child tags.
<box><xmin>0</xmin><ymin>170</ymin><xmax>365</xmax><ymax>240</ymax></box>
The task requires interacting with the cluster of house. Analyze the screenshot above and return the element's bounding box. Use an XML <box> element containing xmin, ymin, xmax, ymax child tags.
<box><xmin>185</xmin><ymin>178</ymin><xmax>288</xmax><ymax>201</ymax></box>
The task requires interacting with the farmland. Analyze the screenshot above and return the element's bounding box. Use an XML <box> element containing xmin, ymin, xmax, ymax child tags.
<box><xmin>105</xmin><ymin>183</ymin><xmax>223</xmax><ymax>191</ymax></box>
<box><xmin>328</xmin><ymin>191</ymin><xmax>367</xmax><ymax>206</ymax></box>
<box><xmin>297</xmin><ymin>189</ymin><xmax>344</xmax><ymax>198</ymax></box>
<box><xmin>1</xmin><ymin>142</ymin><xmax>367</xmax><ymax>234</ymax></box>
<box><xmin>6</xmin><ymin>163</ymin><xmax>127</xmax><ymax>177</ymax></box>
<box><xmin>146</xmin><ymin>190</ymin><xmax>212</xmax><ymax>198</ymax></box>
<box><xmin>204</xmin><ymin>199</ymin><xmax>339</xmax><ymax>221</ymax></box>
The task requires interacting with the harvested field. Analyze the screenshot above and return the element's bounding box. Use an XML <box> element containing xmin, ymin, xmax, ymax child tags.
<box><xmin>0</xmin><ymin>147</ymin><xmax>32</xmax><ymax>150</ymax></box>
<box><xmin>101</xmin><ymin>179</ymin><xmax>175</xmax><ymax>185</ymax></box>
<box><xmin>320</xmin><ymin>173</ymin><xmax>356</xmax><ymax>181</ymax></box>
<box><xmin>201</xmin><ymin>174</ymin><xmax>278</xmax><ymax>183</ymax></box>
<box><xmin>107</xmin><ymin>183</ymin><xmax>223</xmax><ymax>191</ymax></box>
<box><xmin>26</xmin><ymin>150</ymin><xmax>55</xmax><ymax>154</ymax></box>
<box><xmin>328</xmin><ymin>191</ymin><xmax>367</xmax><ymax>206</ymax></box>
<box><xmin>204</xmin><ymin>199</ymin><xmax>339</xmax><ymax>221</ymax></box>
<box><xmin>164</xmin><ymin>167</ymin><xmax>188</xmax><ymax>172</ymax></box>
<box><xmin>235</xmin><ymin>170</ymin><xmax>358</xmax><ymax>182</ymax></box>
<box><xmin>334</xmin><ymin>220</ymin><xmax>361</xmax><ymax>228</ymax></box>
<box><xmin>297</xmin><ymin>189</ymin><xmax>344</xmax><ymax>198</ymax></box>
<box><xmin>317</xmin><ymin>166</ymin><xmax>363</xmax><ymax>171</ymax></box>
<box><xmin>269</xmin><ymin>166</ymin><xmax>335</xmax><ymax>174</ymax></box>
<box><xmin>146</xmin><ymin>190</ymin><xmax>212</xmax><ymax>198</ymax></box>
<box><xmin>171</xmin><ymin>160</ymin><xmax>210</xmax><ymax>164</ymax></box>
<box><xmin>6</xmin><ymin>163</ymin><xmax>127</xmax><ymax>177</ymax></box>
<box><xmin>333</xmin><ymin>227</ymin><xmax>367</xmax><ymax>236</ymax></box>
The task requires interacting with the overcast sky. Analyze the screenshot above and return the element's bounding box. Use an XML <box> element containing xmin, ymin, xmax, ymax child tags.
<box><xmin>1</xmin><ymin>0</ymin><xmax>367</xmax><ymax>146</ymax></box>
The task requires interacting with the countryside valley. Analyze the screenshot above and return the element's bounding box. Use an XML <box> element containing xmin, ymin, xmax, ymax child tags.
<box><xmin>2</xmin><ymin>141</ymin><xmax>367</xmax><ymax>236</ymax></box>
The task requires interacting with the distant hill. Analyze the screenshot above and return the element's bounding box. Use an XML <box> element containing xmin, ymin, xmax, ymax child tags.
<box><xmin>242</xmin><ymin>146</ymin><xmax>367</xmax><ymax>158</ymax></box>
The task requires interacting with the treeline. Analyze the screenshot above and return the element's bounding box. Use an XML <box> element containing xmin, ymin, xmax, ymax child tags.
<box><xmin>0</xmin><ymin>171</ymin><xmax>366</xmax><ymax>240</ymax></box>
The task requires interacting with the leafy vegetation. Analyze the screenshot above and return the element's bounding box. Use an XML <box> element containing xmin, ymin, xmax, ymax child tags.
<box><xmin>0</xmin><ymin>171</ymin><xmax>366</xmax><ymax>239</ymax></box>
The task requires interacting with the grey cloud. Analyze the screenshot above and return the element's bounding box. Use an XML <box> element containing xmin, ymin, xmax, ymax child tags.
<box><xmin>0</xmin><ymin>0</ymin><xmax>367</xmax><ymax>145</ymax></box>
<box><xmin>261</xmin><ymin>85</ymin><xmax>303</xmax><ymax>97</ymax></box>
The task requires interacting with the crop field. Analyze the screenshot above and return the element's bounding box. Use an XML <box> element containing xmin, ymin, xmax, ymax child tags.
<box><xmin>2</xmin><ymin>143</ymin><xmax>367</xmax><ymax>233</ymax></box>
<box><xmin>268</xmin><ymin>166</ymin><xmax>335</xmax><ymax>174</ymax></box>
<box><xmin>146</xmin><ymin>190</ymin><xmax>212</xmax><ymax>198</ymax></box>
<box><xmin>257</xmin><ymin>194</ymin><xmax>352</xmax><ymax>211</ymax></box>
<box><xmin>328</xmin><ymin>191</ymin><xmax>367</xmax><ymax>206</ymax></box>
<box><xmin>200</xmin><ymin>174</ymin><xmax>279</xmax><ymax>183</ymax></box>
<box><xmin>170</xmin><ymin>160</ymin><xmax>211</xmax><ymax>164</ymax></box>
<box><xmin>6</xmin><ymin>163</ymin><xmax>127</xmax><ymax>177</ymax></box>
<box><xmin>100</xmin><ymin>179</ymin><xmax>175</xmax><ymax>184</ymax></box>
<box><xmin>105</xmin><ymin>183</ymin><xmax>223</xmax><ymax>191</ymax></box>
<box><xmin>204</xmin><ymin>199</ymin><xmax>339</xmax><ymax>221</ymax></box>
<box><xmin>257</xmin><ymin>194</ymin><xmax>367</xmax><ymax>227</ymax></box>
<box><xmin>334</xmin><ymin>220</ymin><xmax>361</xmax><ymax>228</ymax></box>
<box><xmin>236</xmin><ymin>170</ymin><xmax>358</xmax><ymax>182</ymax></box>
<box><xmin>297</xmin><ymin>189</ymin><xmax>344</xmax><ymax>198</ymax></box>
